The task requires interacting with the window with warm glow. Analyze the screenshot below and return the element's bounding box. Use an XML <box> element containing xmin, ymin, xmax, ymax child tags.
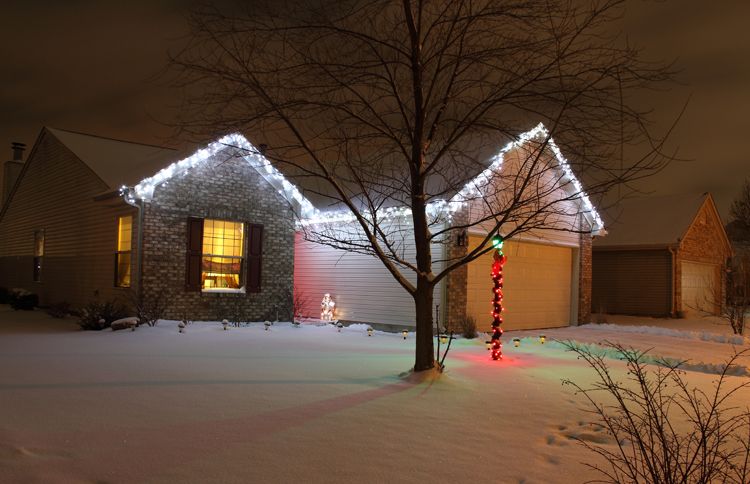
<box><xmin>115</xmin><ymin>215</ymin><xmax>132</xmax><ymax>287</ymax></box>
<box><xmin>33</xmin><ymin>230</ymin><xmax>44</xmax><ymax>282</ymax></box>
<box><xmin>201</xmin><ymin>219</ymin><xmax>244</xmax><ymax>290</ymax></box>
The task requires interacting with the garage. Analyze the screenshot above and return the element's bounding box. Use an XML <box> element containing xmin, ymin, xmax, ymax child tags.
<box><xmin>467</xmin><ymin>235</ymin><xmax>574</xmax><ymax>331</ymax></box>
<box><xmin>681</xmin><ymin>260</ymin><xmax>720</xmax><ymax>316</ymax></box>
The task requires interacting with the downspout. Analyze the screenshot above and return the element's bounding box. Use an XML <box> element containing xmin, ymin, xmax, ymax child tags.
<box><xmin>122</xmin><ymin>188</ymin><xmax>144</xmax><ymax>299</ymax></box>
<box><xmin>668</xmin><ymin>245</ymin><xmax>677</xmax><ymax>316</ymax></box>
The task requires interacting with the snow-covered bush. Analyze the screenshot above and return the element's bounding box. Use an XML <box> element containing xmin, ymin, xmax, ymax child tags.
<box><xmin>9</xmin><ymin>289</ymin><xmax>38</xmax><ymax>311</ymax></box>
<box><xmin>562</xmin><ymin>341</ymin><xmax>750</xmax><ymax>484</ymax></box>
<box><xmin>77</xmin><ymin>300</ymin><xmax>129</xmax><ymax>331</ymax></box>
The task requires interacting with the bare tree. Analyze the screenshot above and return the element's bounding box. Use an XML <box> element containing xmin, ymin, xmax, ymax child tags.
<box><xmin>724</xmin><ymin>259</ymin><xmax>750</xmax><ymax>335</ymax></box>
<box><xmin>730</xmin><ymin>179</ymin><xmax>750</xmax><ymax>229</ymax></box>
<box><xmin>170</xmin><ymin>0</ymin><xmax>676</xmax><ymax>371</ymax></box>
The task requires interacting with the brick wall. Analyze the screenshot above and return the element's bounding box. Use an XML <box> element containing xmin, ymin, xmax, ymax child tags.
<box><xmin>444</xmin><ymin>208</ymin><xmax>468</xmax><ymax>331</ymax></box>
<box><xmin>675</xmin><ymin>201</ymin><xmax>732</xmax><ymax>314</ymax></box>
<box><xmin>141</xmin><ymin>150</ymin><xmax>295</xmax><ymax>321</ymax></box>
<box><xmin>578</xmin><ymin>232</ymin><xmax>593</xmax><ymax>324</ymax></box>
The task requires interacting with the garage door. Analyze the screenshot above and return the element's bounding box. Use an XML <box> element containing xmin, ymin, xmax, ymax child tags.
<box><xmin>467</xmin><ymin>236</ymin><xmax>573</xmax><ymax>331</ymax></box>
<box><xmin>681</xmin><ymin>261</ymin><xmax>719</xmax><ymax>316</ymax></box>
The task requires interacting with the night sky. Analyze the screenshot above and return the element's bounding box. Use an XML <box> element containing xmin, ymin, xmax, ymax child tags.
<box><xmin>2</xmin><ymin>0</ymin><xmax>749</xmax><ymax>218</ymax></box>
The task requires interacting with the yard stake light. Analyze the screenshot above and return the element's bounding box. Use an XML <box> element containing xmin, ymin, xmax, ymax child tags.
<box><xmin>222</xmin><ymin>319</ymin><xmax>229</xmax><ymax>331</ymax></box>
<box><xmin>337</xmin><ymin>322</ymin><xmax>344</xmax><ymax>332</ymax></box>
<box><xmin>539</xmin><ymin>335</ymin><xmax>546</xmax><ymax>344</ymax></box>
<box><xmin>485</xmin><ymin>340</ymin><xmax>492</xmax><ymax>351</ymax></box>
<box><xmin>402</xmin><ymin>329</ymin><xmax>408</xmax><ymax>340</ymax></box>
<box><xmin>439</xmin><ymin>334</ymin><xmax>448</xmax><ymax>344</ymax></box>
<box><xmin>489</xmin><ymin>235</ymin><xmax>506</xmax><ymax>360</ymax></box>
<box><xmin>264</xmin><ymin>321</ymin><xmax>271</xmax><ymax>331</ymax></box>
<box><xmin>178</xmin><ymin>321</ymin><xmax>186</xmax><ymax>333</ymax></box>
<box><xmin>513</xmin><ymin>337</ymin><xmax>520</xmax><ymax>348</ymax></box>
<box><xmin>367</xmin><ymin>327</ymin><xmax>374</xmax><ymax>336</ymax></box>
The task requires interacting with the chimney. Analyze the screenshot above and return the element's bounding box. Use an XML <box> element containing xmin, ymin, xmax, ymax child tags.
<box><xmin>11</xmin><ymin>142</ymin><xmax>25</xmax><ymax>161</ymax></box>
<box><xmin>2</xmin><ymin>142</ymin><xmax>26</xmax><ymax>207</ymax></box>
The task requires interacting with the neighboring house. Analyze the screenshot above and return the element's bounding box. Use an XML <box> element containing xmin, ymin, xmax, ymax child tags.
<box><xmin>592</xmin><ymin>193</ymin><xmax>732</xmax><ymax>317</ymax></box>
<box><xmin>0</xmin><ymin>128</ymin><xmax>301</xmax><ymax>321</ymax></box>
<box><xmin>295</xmin><ymin>124</ymin><xmax>604</xmax><ymax>331</ymax></box>
<box><xmin>1</xmin><ymin>124</ymin><xmax>603</xmax><ymax>330</ymax></box>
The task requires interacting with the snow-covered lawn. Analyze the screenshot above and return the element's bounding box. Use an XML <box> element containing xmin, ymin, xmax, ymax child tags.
<box><xmin>1</xmin><ymin>306</ymin><xmax>747</xmax><ymax>483</ymax></box>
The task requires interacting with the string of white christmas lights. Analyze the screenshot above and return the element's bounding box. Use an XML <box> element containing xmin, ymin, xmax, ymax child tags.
<box><xmin>122</xmin><ymin>124</ymin><xmax>604</xmax><ymax>233</ymax></box>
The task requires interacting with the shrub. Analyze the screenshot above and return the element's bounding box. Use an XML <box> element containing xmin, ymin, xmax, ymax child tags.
<box><xmin>78</xmin><ymin>300</ymin><xmax>129</xmax><ymax>331</ymax></box>
<box><xmin>9</xmin><ymin>289</ymin><xmax>38</xmax><ymax>310</ymax></box>
<box><xmin>130</xmin><ymin>290</ymin><xmax>168</xmax><ymax>327</ymax></box>
<box><xmin>562</xmin><ymin>341</ymin><xmax>750</xmax><ymax>484</ymax></box>
<box><xmin>458</xmin><ymin>315</ymin><xmax>477</xmax><ymax>339</ymax></box>
<box><xmin>46</xmin><ymin>301</ymin><xmax>71</xmax><ymax>318</ymax></box>
<box><xmin>0</xmin><ymin>287</ymin><xmax>11</xmax><ymax>304</ymax></box>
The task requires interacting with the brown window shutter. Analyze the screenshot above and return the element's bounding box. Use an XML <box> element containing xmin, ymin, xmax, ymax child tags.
<box><xmin>186</xmin><ymin>217</ymin><xmax>204</xmax><ymax>291</ymax></box>
<box><xmin>247</xmin><ymin>223</ymin><xmax>263</xmax><ymax>293</ymax></box>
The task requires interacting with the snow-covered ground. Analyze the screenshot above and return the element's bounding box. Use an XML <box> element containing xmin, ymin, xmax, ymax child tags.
<box><xmin>1</xmin><ymin>306</ymin><xmax>748</xmax><ymax>483</ymax></box>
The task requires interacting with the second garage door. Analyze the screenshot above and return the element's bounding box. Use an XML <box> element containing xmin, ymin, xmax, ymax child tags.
<box><xmin>467</xmin><ymin>236</ymin><xmax>574</xmax><ymax>331</ymax></box>
<box><xmin>681</xmin><ymin>260</ymin><xmax>719</xmax><ymax>316</ymax></box>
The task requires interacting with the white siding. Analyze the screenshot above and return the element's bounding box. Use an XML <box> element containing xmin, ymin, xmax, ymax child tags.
<box><xmin>294</xmin><ymin>227</ymin><xmax>445</xmax><ymax>327</ymax></box>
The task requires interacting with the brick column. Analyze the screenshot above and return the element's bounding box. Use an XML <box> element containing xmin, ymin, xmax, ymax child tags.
<box><xmin>444</xmin><ymin>208</ymin><xmax>469</xmax><ymax>331</ymax></box>
<box><xmin>578</xmin><ymin>232</ymin><xmax>593</xmax><ymax>324</ymax></box>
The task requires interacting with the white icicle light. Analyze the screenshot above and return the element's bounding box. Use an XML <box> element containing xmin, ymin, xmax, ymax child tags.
<box><xmin>300</xmin><ymin>123</ymin><xmax>604</xmax><ymax>233</ymax></box>
<box><xmin>125</xmin><ymin>124</ymin><xmax>603</xmax><ymax>234</ymax></box>
<box><xmin>131</xmin><ymin>133</ymin><xmax>318</xmax><ymax>220</ymax></box>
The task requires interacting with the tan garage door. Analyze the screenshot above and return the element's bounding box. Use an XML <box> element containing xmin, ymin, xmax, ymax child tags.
<box><xmin>467</xmin><ymin>236</ymin><xmax>573</xmax><ymax>331</ymax></box>
<box><xmin>681</xmin><ymin>261</ymin><xmax>719</xmax><ymax>316</ymax></box>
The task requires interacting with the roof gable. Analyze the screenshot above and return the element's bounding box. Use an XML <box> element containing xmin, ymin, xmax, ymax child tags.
<box><xmin>129</xmin><ymin>133</ymin><xmax>318</xmax><ymax>219</ymax></box>
<box><xmin>298</xmin><ymin>123</ymin><xmax>604</xmax><ymax>232</ymax></box>
<box><xmin>680</xmin><ymin>193</ymin><xmax>733</xmax><ymax>256</ymax></box>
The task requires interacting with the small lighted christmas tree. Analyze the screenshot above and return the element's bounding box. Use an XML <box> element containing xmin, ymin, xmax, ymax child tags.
<box><xmin>490</xmin><ymin>236</ymin><xmax>506</xmax><ymax>360</ymax></box>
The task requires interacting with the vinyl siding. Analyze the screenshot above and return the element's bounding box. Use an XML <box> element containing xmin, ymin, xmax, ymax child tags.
<box><xmin>592</xmin><ymin>249</ymin><xmax>672</xmax><ymax>316</ymax></box>
<box><xmin>0</xmin><ymin>131</ymin><xmax>136</xmax><ymax>307</ymax></box>
<box><xmin>294</xmin><ymin>228</ymin><xmax>445</xmax><ymax>327</ymax></box>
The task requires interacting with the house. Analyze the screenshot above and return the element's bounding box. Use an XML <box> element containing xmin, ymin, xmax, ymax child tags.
<box><xmin>592</xmin><ymin>193</ymin><xmax>732</xmax><ymax>317</ymax></box>
<box><xmin>294</xmin><ymin>124</ymin><xmax>604</xmax><ymax>331</ymax></box>
<box><xmin>0</xmin><ymin>128</ymin><xmax>302</xmax><ymax>321</ymax></box>
<box><xmin>1</xmin><ymin>124</ymin><xmax>602</xmax><ymax>330</ymax></box>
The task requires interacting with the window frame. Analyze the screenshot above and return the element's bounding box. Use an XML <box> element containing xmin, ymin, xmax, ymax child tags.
<box><xmin>114</xmin><ymin>215</ymin><xmax>133</xmax><ymax>288</ymax></box>
<box><xmin>33</xmin><ymin>229</ymin><xmax>44</xmax><ymax>283</ymax></box>
<box><xmin>200</xmin><ymin>218</ymin><xmax>246</xmax><ymax>293</ymax></box>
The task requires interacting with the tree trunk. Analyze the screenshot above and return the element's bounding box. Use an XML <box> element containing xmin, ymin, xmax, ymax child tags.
<box><xmin>413</xmin><ymin>278</ymin><xmax>435</xmax><ymax>372</ymax></box>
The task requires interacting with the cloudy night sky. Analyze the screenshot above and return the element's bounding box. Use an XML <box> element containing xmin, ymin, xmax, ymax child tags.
<box><xmin>1</xmin><ymin>0</ymin><xmax>749</xmax><ymax>217</ymax></box>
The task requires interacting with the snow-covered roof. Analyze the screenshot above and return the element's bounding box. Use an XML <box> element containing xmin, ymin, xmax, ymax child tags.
<box><xmin>47</xmin><ymin>128</ymin><xmax>178</xmax><ymax>189</ymax></box>
<box><xmin>123</xmin><ymin>123</ymin><xmax>603</xmax><ymax>232</ymax></box>
<box><xmin>594</xmin><ymin>193</ymin><xmax>712</xmax><ymax>248</ymax></box>
<box><xmin>298</xmin><ymin>123</ymin><xmax>605</xmax><ymax>234</ymax></box>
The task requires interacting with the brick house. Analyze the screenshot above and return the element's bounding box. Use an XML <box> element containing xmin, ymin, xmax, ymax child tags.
<box><xmin>0</xmin><ymin>128</ymin><xmax>305</xmax><ymax>321</ymax></box>
<box><xmin>2</xmin><ymin>124</ymin><xmax>601</xmax><ymax>330</ymax></box>
<box><xmin>592</xmin><ymin>193</ymin><xmax>732</xmax><ymax>317</ymax></box>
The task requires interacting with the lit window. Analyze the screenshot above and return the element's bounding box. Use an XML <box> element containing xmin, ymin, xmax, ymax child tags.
<box><xmin>33</xmin><ymin>230</ymin><xmax>44</xmax><ymax>282</ymax></box>
<box><xmin>202</xmin><ymin>219</ymin><xmax>244</xmax><ymax>290</ymax></box>
<box><xmin>115</xmin><ymin>215</ymin><xmax>132</xmax><ymax>287</ymax></box>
